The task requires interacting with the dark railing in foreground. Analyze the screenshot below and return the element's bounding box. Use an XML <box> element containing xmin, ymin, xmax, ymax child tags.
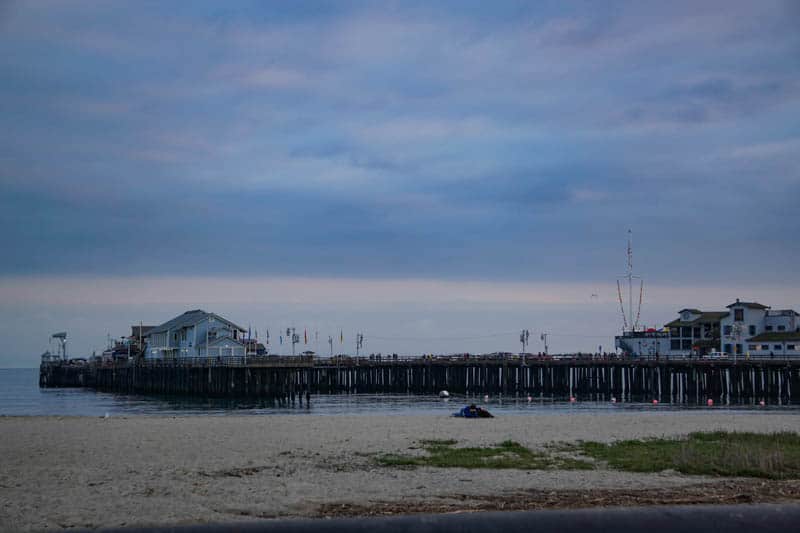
<box><xmin>79</xmin><ymin>504</ymin><xmax>800</xmax><ymax>533</ymax></box>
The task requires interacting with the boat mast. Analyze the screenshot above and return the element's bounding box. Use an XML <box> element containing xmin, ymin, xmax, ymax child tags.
<box><xmin>618</xmin><ymin>230</ymin><xmax>643</xmax><ymax>332</ymax></box>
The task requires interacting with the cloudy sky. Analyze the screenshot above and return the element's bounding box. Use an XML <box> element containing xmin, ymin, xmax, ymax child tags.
<box><xmin>1</xmin><ymin>1</ymin><xmax>799</xmax><ymax>365</ymax></box>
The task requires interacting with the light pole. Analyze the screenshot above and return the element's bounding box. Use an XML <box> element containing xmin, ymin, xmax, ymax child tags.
<box><xmin>356</xmin><ymin>333</ymin><xmax>364</xmax><ymax>356</ymax></box>
<box><xmin>291</xmin><ymin>328</ymin><xmax>299</xmax><ymax>356</ymax></box>
<box><xmin>540</xmin><ymin>333</ymin><xmax>549</xmax><ymax>356</ymax></box>
<box><xmin>732</xmin><ymin>323</ymin><xmax>742</xmax><ymax>364</ymax></box>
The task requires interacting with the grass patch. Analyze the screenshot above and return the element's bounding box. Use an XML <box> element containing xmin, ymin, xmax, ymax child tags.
<box><xmin>580</xmin><ymin>431</ymin><xmax>800</xmax><ymax>479</ymax></box>
<box><xmin>377</xmin><ymin>439</ymin><xmax>593</xmax><ymax>470</ymax></box>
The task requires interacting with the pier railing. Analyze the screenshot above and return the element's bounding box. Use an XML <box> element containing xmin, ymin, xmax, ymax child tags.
<box><xmin>49</xmin><ymin>352</ymin><xmax>800</xmax><ymax>371</ymax></box>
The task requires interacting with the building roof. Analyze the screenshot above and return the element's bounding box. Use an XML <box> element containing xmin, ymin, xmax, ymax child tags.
<box><xmin>768</xmin><ymin>309</ymin><xmax>800</xmax><ymax>317</ymax></box>
<box><xmin>664</xmin><ymin>311</ymin><xmax>729</xmax><ymax>328</ymax></box>
<box><xmin>747</xmin><ymin>332</ymin><xmax>800</xmax><ymax>342</ymax></box>
<box><xmin>678</xmin><ymin>308</ymin><xmax>702</xmax><ymax>314</ymax></box>
<box><xmin>146</xmin><ymin>310</ymin><xmax>245</xmax><ymax>336</ymax></box>
<box><xmin>726</xmin><ymin>299</ymin><xmax>770</xmax><ymax>310</ymax></box>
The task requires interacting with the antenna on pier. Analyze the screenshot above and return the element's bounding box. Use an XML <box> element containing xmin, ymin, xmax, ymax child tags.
<box><xmin>616</xmin><ymin>229</ymin><xmax>644</xmax><ymax>332</ymax></box>
<box><xmin>356</xmin><ymin>333</ymin><xmax>364</xmax><ymax>356</ymax></box>
<box><xmin>51</xmin><ymin>332</ymin><xmax>67</xmax><ymax>360</ymax></box>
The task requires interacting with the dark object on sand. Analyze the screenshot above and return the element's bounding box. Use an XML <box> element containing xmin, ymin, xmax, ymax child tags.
<box><xmin>453</xmin><ymin>404</ymin><xmax>494</xmax><ymax>418</ymax></box>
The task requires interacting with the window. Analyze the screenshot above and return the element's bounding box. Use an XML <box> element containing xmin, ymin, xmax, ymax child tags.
<box><xmin>748</xmin><ymin>345</ymin><xmax>756</xmax><ymax>350</ymax></box>
<box><xmin>761</xmin><ymin>344</ymin><xmax>769</xmax><ymax>350</ymax></box>
<box><xmin>749</xmin><ymin>325</ymin><xmax>756</xmax><ymax>336</ymax></box>
<box><xmin>670</xmin><ymin>328</ymin><xmax>679</xmax><ymax>337</ymax></box>
<box><xmin>766</xmin><ymin>325</ymin><xmax>773</xmax><ymax>331</ymax></box>
<box><xmin>670</xmin><ymin>339</ymin><xmax>681</xmax><ymax>350</ymax></box>
<box><xmin>778</xmin><ymin>325</ymin><xmax>786</xmax><ymax>331</ymax></box>
<box><xmin>724</xmin><ymin>344</ymin><xmax>732</xmax><ymax>354</ymax></box>
<box><xmin>775</xmin><ymin>345</ymin><xmax>782</xmax><ymax>351</ymax></box>
<box><xmin>723</xmin><ymin>325</ymin><xmax>732</xmax><ymax>335</ymax></box>
<box><xmin>681</xmin><ymin>327</ymin><xmax>691</xmax><ymax>338</ymax></box>
<box><xmin>734</xmin><ymin>309</ymin><xmax>744</xmax><ymax>321</ymax></box>
<box><xmin>788</xmin><ymin>345</ymin><xmax>796</xmax><ymax>350</ymax></box>
<box><xmin>692</xmin><ymin>327</ymin><xmax>700</xmax><ymax>338</ymax></box>
<box><xmin>681</xmin><ymin>339</ymin><xmax>692</xmax><ymax>350</ymax></box>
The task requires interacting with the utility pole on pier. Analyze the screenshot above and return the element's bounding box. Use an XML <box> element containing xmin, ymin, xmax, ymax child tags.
<box><xmin>356</xmin><ymin>333</ymin><xmax>364</xmax><ymax>356</ymax></box>
<box><xmin>520</xmin><ymin>329</ymin><xmax>530</xmax><ymax>353</ymax></box>
<box><xmin>290</xmin><ymin>328</ymin><xmax>299</xmax><ymax>356</ymax></box>
<box><xmin>328</xmin><ymin>336</ymin><xmax>333</xmax><ymax>357</ymax></box>
<box><xmin>540</xmin><ymin>332</ymin><xmax>549</xmax><ymax>356</ymax></box>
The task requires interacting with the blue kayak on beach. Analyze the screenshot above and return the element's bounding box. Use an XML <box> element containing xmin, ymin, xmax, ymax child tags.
<box><xmin>453</xmin><ymin>404</ymin><xmax>494</xmax><ymax>418</ymax></box>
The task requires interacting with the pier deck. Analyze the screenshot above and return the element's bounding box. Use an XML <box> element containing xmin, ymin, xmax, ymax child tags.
<box><xmin>39</xmin><ymin>355</ymin><xmax>800</xmax><ymax>403</ymax></box>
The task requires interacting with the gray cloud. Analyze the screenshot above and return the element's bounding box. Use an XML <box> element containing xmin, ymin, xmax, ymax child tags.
<box><xmin>0</xmin><ymin>0</ymin><xmax>798</xmax><ymax>286</ymax></box>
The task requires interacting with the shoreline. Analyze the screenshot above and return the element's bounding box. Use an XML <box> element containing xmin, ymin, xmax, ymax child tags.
<box><xmin>2</xmin><ymin>413</ymin><xmax>799</xmax><ymax>530</ymax></box>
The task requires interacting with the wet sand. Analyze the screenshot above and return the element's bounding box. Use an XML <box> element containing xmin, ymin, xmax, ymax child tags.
<box><xmin>1</xmin><ymin>413</ymin><xmax>798</xmax><ymax>531</ymax></box>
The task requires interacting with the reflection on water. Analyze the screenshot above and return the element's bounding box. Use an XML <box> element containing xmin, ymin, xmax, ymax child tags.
<box><xmin>2</xmin><ymin>368</ymin><xmax>798</xmax><ymax>416</ymax></box>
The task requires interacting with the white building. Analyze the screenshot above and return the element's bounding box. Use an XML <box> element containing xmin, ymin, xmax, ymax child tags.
<box><xmin>616</xmin><ymin>299</ymin><xmax>800</xmax><ymax>358</ymax></box>
<box><xmin>145</xmin><ymin>309</ymin><xmax>247</xmax><ymax>359</ymax></box>
<box><xmin>721</xmin><ymin>299</ymin><xmax>800</xmax><ymax>357</ymax></box>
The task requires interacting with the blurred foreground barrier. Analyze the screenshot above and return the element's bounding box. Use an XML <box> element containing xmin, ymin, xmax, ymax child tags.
<box><xmin>90</xmin><ymin>504</ymin><xmax>800</xmax><ymax>533</ymax></box>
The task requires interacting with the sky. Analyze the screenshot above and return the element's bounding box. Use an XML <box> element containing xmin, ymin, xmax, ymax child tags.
<box><xmin>1</xmin><ymin>1</ymin><xmax>799</xmax><ymax>366</ymax></box>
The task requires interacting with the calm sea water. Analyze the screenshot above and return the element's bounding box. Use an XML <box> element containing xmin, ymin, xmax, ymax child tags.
<box><xmin>2</xmin><ymin>368</ymin><xmax>798</xmax><ymax>417</ymax></box>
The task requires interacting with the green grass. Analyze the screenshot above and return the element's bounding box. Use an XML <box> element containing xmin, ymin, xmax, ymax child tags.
<box><xmin>580</xmin><ymin>431</ymin><xmax>800</xmax><ymax>479</ymax></box>
<box><xmin>377</xmin><ymin>439</ymin><xmax>593</xmax><ymax>470</ymax></box>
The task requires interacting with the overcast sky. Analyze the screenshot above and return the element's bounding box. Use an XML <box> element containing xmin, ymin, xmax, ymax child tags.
<box><xmin>1</xmin><ymin>1</ymin><xmax>799</xmax><ymax>366</ymax></box>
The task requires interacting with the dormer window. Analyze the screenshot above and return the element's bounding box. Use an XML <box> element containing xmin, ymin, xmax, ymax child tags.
<box><xmin>734</xmin><ymin>309</ymin><xmax>744</xmax><ymax>321</ymax></box>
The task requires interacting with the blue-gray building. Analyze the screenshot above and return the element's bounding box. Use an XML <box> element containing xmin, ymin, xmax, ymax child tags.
<box><xmin>144</xmin><ymin>309</ymin><xmax>247</xmax><ymax>359</ymax></box>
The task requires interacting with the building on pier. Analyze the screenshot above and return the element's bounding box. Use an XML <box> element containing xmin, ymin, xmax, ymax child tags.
<box><xmin>144</xmin><ymin>309</ymin><xmax>246</xmax><ymax>359</ymax></box>
<box><xmin>722</xmin><ymin>300</ymin><xmax>800</xmax><ymax>356</ymax></box>
<box><xmin>665</xmin><ymin>309</ymin><xmax>727</xmax><ymax>356</ymax></box>
<box><xmin>616</xmin><ymin>298</ymin><xmax>800</xmax><ymax>358</ymax></box>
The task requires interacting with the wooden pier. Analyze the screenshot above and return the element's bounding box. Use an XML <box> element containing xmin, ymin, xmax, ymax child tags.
<box><xmin>40</xmin><ymin>355</ymin><xmax>800</xmax><ymax>403</ymax></box>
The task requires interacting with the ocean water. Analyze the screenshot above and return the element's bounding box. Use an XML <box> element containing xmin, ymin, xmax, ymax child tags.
<box><xmin>2</xmin><ymin>368</ymin><xmax>798</xmax><ymax>417</ymax></box>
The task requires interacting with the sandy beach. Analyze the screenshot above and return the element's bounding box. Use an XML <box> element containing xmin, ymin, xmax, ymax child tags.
<box><xmin>1</xmin><ymin>412</ymin><xmax>799</xmax><ymax>531</ymax></box>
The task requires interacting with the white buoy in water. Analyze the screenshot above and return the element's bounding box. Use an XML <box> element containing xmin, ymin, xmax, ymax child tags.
<box><xmin>439</xmin><ymin>390</ymin><xmax>450</xmax><ymax>398</ymax></box>
<box><xmin>527</xmin><ymin>396</ymin><xmax>532</xmax><ymax>402</ymax></box>
<box><xmin>610</xmin><ymin>397</ymin><xmax>617</xmax><ymax>403</ymax></box>
<box><xmin>484</xmin><ymin>394</ymin><xmax>489</xmax><ymax>402</ymax></box>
